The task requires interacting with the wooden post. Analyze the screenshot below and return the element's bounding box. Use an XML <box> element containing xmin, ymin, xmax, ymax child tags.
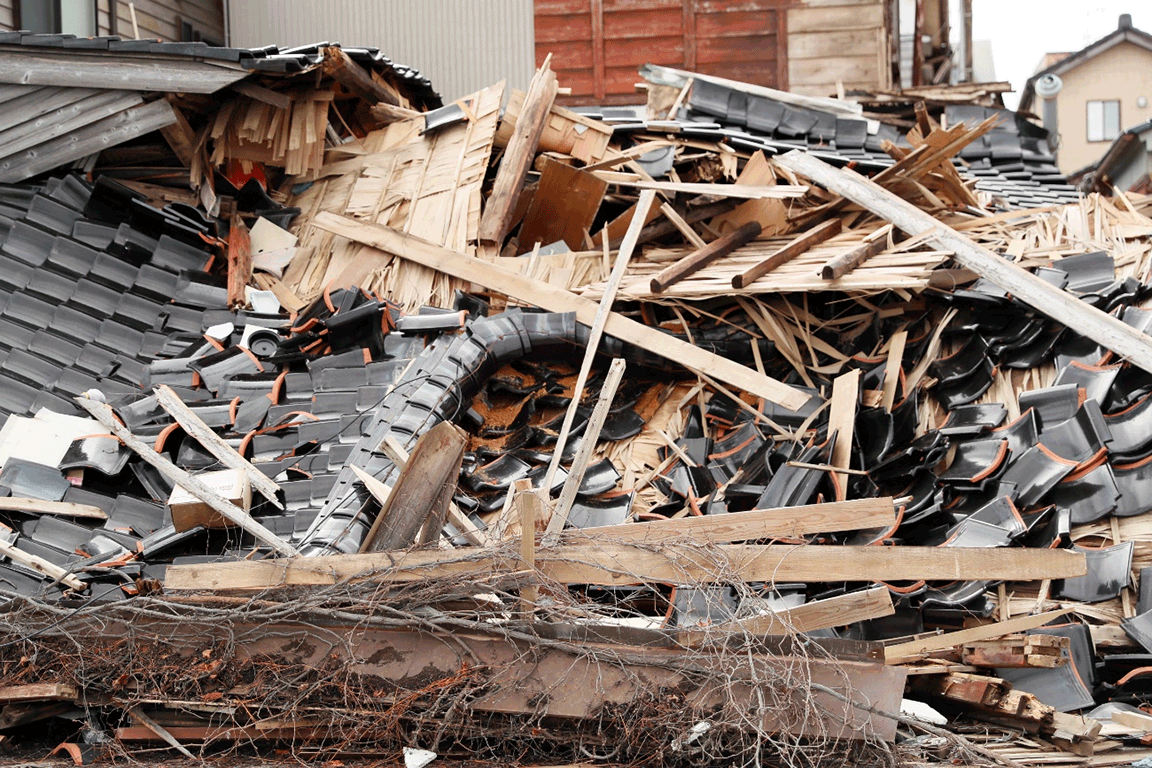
<box><xmin>515</xmin><ymin>478</ymin><xmax>540</xmax><ymax>614</ymax></box>
<box><xmin>733</xmin><ymin>219</ymin><xmax>841</xmax><ymax>289</ymax></box>
<box><xmin>777</xmin><ymin>150</ymin><xmax>1152</xmax><ymax>376</ymax></box>
<box><xmin>651</xmin><ymin>221</ymin><xmax>760</xmax><ymax>293</ymax></box>
<box><xmin>321</xmin><ymin>46</ymin><xmax>399</xmax><ymax>106</ymax></box>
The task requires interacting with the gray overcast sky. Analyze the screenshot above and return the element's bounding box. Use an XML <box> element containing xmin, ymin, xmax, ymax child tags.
<box><xmin>972</xmin><ymin>1</ymin><xmax>1148</xmax><ymax>109</ymax></box>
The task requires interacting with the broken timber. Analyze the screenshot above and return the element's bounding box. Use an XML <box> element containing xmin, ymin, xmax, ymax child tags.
<box><xmin>164</xmin><ymin>544</ymin><xmax>1086</xmax><ymax>592</ymax></box>
<box><xmin>776</xmin><ymin>150</ymin><xmax>1152</xmax><ymax>374</ymax></box>
<box><xmin>311</xmin><ymin>212</ymin><xmax>811</xmax><ymax>411</ymax></box>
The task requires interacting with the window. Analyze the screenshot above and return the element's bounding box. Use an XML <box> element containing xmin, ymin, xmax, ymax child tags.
<box><xmin>1087</xmin><ymin>100</ymin><xmax>1121</xmax><ymax>142</ymax></box>
<box><xmin>17</xmin><ymin>0</ymin><xmax>95</xmax><ymax>37</ymax></box>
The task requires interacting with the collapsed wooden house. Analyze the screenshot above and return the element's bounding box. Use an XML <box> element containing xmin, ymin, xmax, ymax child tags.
<box><xmin>0</xmin><ymin>30</ymin><xmax>1152</xmax><ymax>768</ymax></box>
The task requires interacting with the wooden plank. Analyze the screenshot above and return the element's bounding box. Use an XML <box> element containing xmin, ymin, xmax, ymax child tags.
<box><xmin>75</xmin><ymin>397</ymin><xmax>298</xmax><ymax>557</ymax></box>
<box><xmin>0</xmin><ymin>49</ymin><xmax>248</xmax><ymax>93</ymax></box>
<box><xmin>827</xmin><ymin>368</ymin><xmax>860</xmax><ymax>492</ymax></box>
<box><xmin>0</xmin><ymin>86</ymin><xmax>101</xmax><ymax>133</ymax></box>
<box><xmin>552</xmin><ymin>358</ymin><xmax>626</xmax><ymax>530</ymax></box>
<box><xmin>230</xmin><ymin>81</ymin><xmax>293</xmax><ymax>110</ymax></box>
<box><xmin>158</xmin><ymin>99</ymin><xmax>197</xmax><ymax>167</ymax></box>
<box><xmin>311</xmin><ymin>212</ymin><xmax>811</xmax><ymax>411</ymax></box>
<box><xmin>516</xmin><ymin>479</ymin><xmax>540</xmax><ymax>612</ymax></box>
<box><xmin>479</xmin><ymin>60</ymin><xmax>558</xmax><ymax>246</ymax></box>
<box><xmin>0</xmin><ymin>683</ymin><xmax>77</xmax><ymax>703</ymax></box>
<box><xmin>733</xmin><ymin>218</ymin><xmax>841</xmax><ymax>288</ymax></box>
<box><xmin>542</xmin><ymin>192</ymin><xmax>655</xmax><ymax>499</ymax></box>
<box><xmin>777</xmin><ymin>150</ymin><xmax>1152</xmax><ymax>376</ymax></box>
<box><xmin>605</xmin><ymin>179</ymin><xmax>808</xmax><ymax>199</ymax></box>
<box><xmin>1111</xmin><ymin>710</ymin><xmax>1152</xmax><ymax>732</ymax></box>
<box><xmin>0</xmin><ymin>89</ymin><xmax>144</xmax><ymax>161</ymax></box>
<box><xmin>680</xmin><ymin>586</ymin><xmax>894</xmax><ymax>644</ymax></box>
<box><xmin>651</xmin><ymin>221</ymin><xmax>760</xmax><ymax>292</ymax></box>
<box><xmin>165</xmin><ymin>545</ymin><xmax>1087</xmax><ymax>593</ymax></box>
<box><xmin>0</xmin><ymin>536</ymin><xmax>86</xmax><ymax>591</ymax></box>
<box><xmin>320</xmin><ymin>46</ymin><xmax>398</xmax><ymax>106</ymax></box>
<box><xmin>517</xmin><ymin>156</ymin><xmax>607</xmax><ymax>252</ymax></box>
<box><xmin>881</xmin><ymin>328</ymin><xmax>907</xmax><ymax>412</ymax></box>
<box><xmin>153</xmin><ymin>385</ymin><xmax>282</xmax><ymax>509</ymax></box>
<box><xmin>659</xmin><ymin>202</ymin><xmax>708</xmax><ymax>248</ymax></box>
<box><xmin>567</xmin><ymin>497</ymin><xmax>896</xmax><ymax>543</ymax></box>
<box><xmin>884</xmin><ymin>610</ymin><xmax>1074</xmax><ymax>664</ymax></box>
<box><xmin>359</xmin><ymin>422</ymin><xmax>467</xmax><ymax>553</ymax></box>
<box><xmin>128</xmin><ymin>708</ymin><xmax>195</xmax><ymax>759</ymax></box>
<box><xmin>0</xmin><ymin>99</ymin><xmax>176</xmax><ymax>184</ymax></box>
<box><xmin>0</xmin><ymin>497</ymin><xmax>107</xmax><ymax>520</ymax></box>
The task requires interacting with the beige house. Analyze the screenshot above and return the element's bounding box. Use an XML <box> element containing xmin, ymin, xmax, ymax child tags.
<box><xmin>1020</xmin><ymin>14</ymin><xmax>1152</xmax><ymax>175</ymax></box>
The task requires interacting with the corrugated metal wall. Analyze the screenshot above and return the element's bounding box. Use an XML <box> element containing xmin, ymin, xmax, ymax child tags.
<box><xmin>227</xmin><ymin>0</ymin><xmax>535</xmax><ymax>101</ymax></box>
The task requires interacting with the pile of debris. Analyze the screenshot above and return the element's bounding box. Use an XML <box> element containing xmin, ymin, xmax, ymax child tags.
<box><xmin>4</xmin><ymin>31</ymin><xmax>1152</xmax><ymax>768</ymax></box>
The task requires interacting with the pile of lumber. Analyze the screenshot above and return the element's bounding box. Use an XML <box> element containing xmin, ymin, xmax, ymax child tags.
<box><xmin>6</xmin><ymin>45</ymin><xmax>1152</xmax><ymax>768</ymax></box>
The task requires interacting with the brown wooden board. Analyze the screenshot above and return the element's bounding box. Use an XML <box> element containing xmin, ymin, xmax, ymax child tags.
<box><xmin>517</xmin><ymin>156</ymin><xmax>608</xmax><ymax>253</ymax></box>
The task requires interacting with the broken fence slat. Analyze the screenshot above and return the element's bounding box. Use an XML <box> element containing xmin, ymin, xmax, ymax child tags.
<box><xmin>309</xmin><ymin>212</ymin><xmax>811</xmax><ymax>412</ymax></box>
<box><xmin>164</xmin><ymin>544</ymin><xmax>1086</xmax><ymax>592</ymax></box>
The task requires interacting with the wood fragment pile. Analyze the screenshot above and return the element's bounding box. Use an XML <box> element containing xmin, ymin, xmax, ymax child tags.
<box><xmin>6</xmin><ymin>49</ymin><xmax>1152</xmax><ymax>768</ymax></box>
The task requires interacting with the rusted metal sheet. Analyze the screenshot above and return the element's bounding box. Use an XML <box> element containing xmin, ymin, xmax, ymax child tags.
<box><xmin>536</xmin><ymin>0</ymin><xmax>790</xmax><ymax>104</ymax></box>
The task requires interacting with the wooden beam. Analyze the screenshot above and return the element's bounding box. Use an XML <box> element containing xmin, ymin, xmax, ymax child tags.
<box><xmin>0</xmin><ymin>537</ymin><xmax>86</xmax><ymax>591</ymax></box>
<box><xmin>651</xmin><ymin>221</ymin><xmax>760</xmax><ymax>293</ymax></box>
<box><xmin>0</xmin><ymin>498</ymin><xmax>106</xmax><ymax>520</ymax></box>
<box><xmin>479</xmin><ymin>59</ymin><xmax>557</xmax><ymax>246</ymax></box>
<box><xmin>777</xmin><ymin>150</ymin><xmax>1152</xmax><ymax>375</ymax></box>
<box><xmin>881</xmin><ymin>329</ymin><xmax>907</xmax><ymax>412</ymax></box>
<box><xmin>320</xmin><ymin>46</ymin><xmax>398</xmax><ymax>106</ymax></box>
<box><xmin>165</xmin><ymin>545</ymin><xmax>1086</xmax><ymax>593</ymax></box>
<box><xmin>884</xmin><ymin>609</ymin><xmax>1073</xmax><ymax>664</ymax></box>
<box><xmin>226</xmin><ymin>214</ymin><xmax>252</xmax><ymax>310</ymax></box>
<box><xmin>567</xmin><ymin>498</ymin><xmax>896</xmax><ymax>544</ymax></box>
<box><xmin>733</xmin><ymin>218</ymin><xmax>841</xmax><ymax>288</ymax></box>
<box><xmin>369</xmin><ymin>101</ymin><xmax>423</xmax><ymax>124</ymax></box>
<box><xmin>0</xmin><ymin>49</ymin><xmax>249</xmax><ymax>93</ymax></box>
<box><xmin>153</xmin><ymin>385</ymin><xmax>282</xmax><ymax>509</ymax></box>
<box><xmin>74</xmin><ymin>398</ymin><xmax>298</xmax><ymax>557</ymax></box>
<box><xmin>542</xmin><ymin>193</ymin><xmax>654</xmax><ymax>496</ymax></box>
<box><xmin>311</xmin><ymin>212</ymin><xmax>811</xmax><ymax>411</ymax></box>
<box><xmin>680</xmin><ymin>586</ymin><xmax>894</xmax><ymax>644</ymax></box>
<box><xmin>550</xmin><ymin>358</ymin><xmax>627</xmax><ymax>533</ymax></box>
<box><xmin>230</xmin><ymin>81</ymin><xmax>293</xmax><ymax>110</ymax></box>
<box><xmin>0</xmin><ymin>683</ymin><xmax>77</xmax><ymax>703</ymax></box>
<box><xmin>961</xmin><ymin>634</ymin><xmax>1068</xmax><ymax>668</ymax></box>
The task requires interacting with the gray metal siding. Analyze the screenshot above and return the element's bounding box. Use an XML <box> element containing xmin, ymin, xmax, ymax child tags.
<box><xmin>226</xmin><ymin>0</ymin><xmax>535</xmax><ymax>101</ymax></box>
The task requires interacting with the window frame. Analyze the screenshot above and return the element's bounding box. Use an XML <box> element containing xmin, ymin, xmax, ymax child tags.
<box><xmin>1087</xmin><ymin>99</ymin><xmax>1122</xmax><ymax>143</ymax></box>
<box><xmin>14</xmin><ymin>0</ymin><xmax>99</xmax><ymax>37</ymax></box>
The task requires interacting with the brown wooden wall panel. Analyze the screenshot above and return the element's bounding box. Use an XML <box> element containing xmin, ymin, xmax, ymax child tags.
<box><xmin>537</xmin><ymin>0</ymin><xmax>790</xmax><ymax>105</ymax></box>
<box><xmin>786</xmin><ymin>0</ymin><xmax>887</xmax><ymax>97</ymax></box>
